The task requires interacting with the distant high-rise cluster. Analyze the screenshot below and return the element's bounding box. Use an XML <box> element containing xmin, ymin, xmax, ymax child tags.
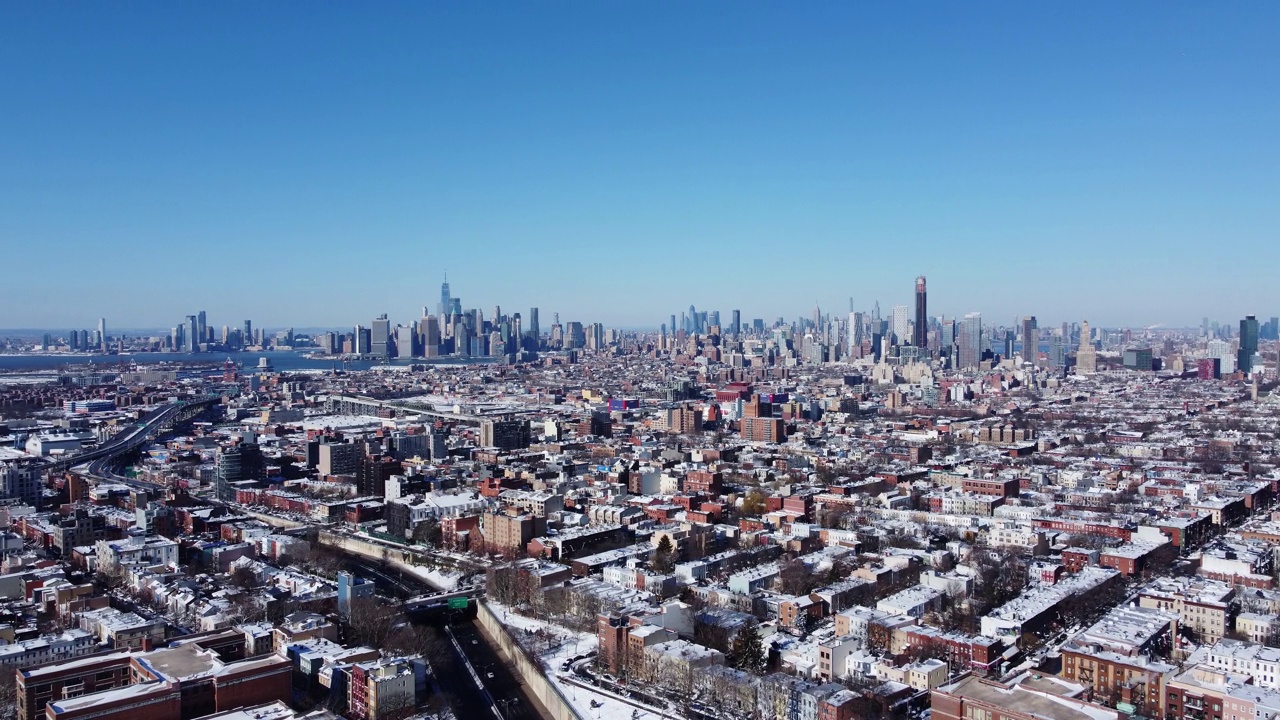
<box><xmin>310</xmin><ymin>277</ymin><xmax>573</xmax><ymax>361</ymax></box>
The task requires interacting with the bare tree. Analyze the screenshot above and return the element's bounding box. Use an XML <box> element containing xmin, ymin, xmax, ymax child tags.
<box><xmin>346</xmin><ymin>596</ymin><xmax>400</xmax><ymax>648</ymax></box>
<box><xmin>778</xmin><ymin>558</ymin><xmax>816</xmax><ymax>596</ymax></box>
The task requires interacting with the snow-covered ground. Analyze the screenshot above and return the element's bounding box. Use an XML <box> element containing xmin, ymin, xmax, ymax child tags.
<box><xmin>404</xmin><ymin>565</ymin><xmax>462</xmax><ymax>591</ymax></box>
<box><xmin>298</xmin><ymin>413</ymin><xmax>392</xmax><ymax>431</ymax></box>
<box><xmin>487</xmin><ymin>602</ymin><xmax>673</xmax><ymax>720</ymax></box>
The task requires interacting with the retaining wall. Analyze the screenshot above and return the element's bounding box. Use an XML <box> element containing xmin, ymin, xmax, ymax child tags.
<box><xmin>474</xmin><ymin>600</ymin><xmax>583</xmax><ymax>720</ymax></box>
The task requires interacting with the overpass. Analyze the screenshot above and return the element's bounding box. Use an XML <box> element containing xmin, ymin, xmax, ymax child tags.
<box><xmin>50</xmin><ymin>395</ymin><xmax>222</xmax><ymax>489</ymax></box>
<box><xmin>321</xmin><ymin>393</ymin><xmax>532</xmax><ymax>425</ymax></box>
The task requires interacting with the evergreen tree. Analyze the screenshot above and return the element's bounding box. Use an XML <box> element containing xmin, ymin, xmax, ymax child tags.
<box><xmin>653</xmin><ymin>535</ymin><xmax>676</xmax><ymax>574</ymax></box>
<box><xmin>728</xmin><ymin>623</ymin><xmax>765</xmax><ymax>674</ymax></box>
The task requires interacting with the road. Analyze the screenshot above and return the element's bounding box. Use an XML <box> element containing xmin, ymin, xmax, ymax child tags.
<box><xmin>447</xmin><ymin>619</ymin><xmax>544</xmax><ymax>720</ymax></box>
<box><xmin>338</xmin><ymin>556</ymin><xmax>540</xmax><ymax>720</ymax></box>
<box><xmin>61</xmin><ymin>397</ymin><xmax>220</xmax><ymax>492</ymax></box>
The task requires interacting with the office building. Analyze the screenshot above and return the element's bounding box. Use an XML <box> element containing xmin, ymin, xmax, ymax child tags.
<box><xmin>185</xmin><ymin>315</ymin><xmax>199</xmax><ymax>353</ymax></box>
<box><xmin>370</xmin><ymin>314</ymin><xmax>391</xmax><ymax>358</ymax></box>
<box><xmin>566</xmin><ymin>322</ymin><xmax>585</xmax><ymax>349</ymax></box>
<box><xmin>731</xmin><ymin>309</ymin><xmax>741</xmax><ymax>336</ymax></box>
<box><xmin>1021</xmin><ymin>316</ymin><xmax>1038</xmax><ymax>365</ymax></box>
<box><xmin>96</xmin><ymin>318</ymin><xmax>106</xmax><ymax>346</ymax></box>
<box><xmin>394</xmin><ymin>324</ymin><xmax>416</xmax><ymax>358</ymax></box>
<box><xmin>1239</xmin><ymin>315</ymin><xmax>1259</xmax><ymax>373</ymax></box>
<box><xmin>421</xmin><ymin>314</ymin><xmax>440</xmax><ymax>357</ymax></box>
<box><xmin>1122</xmin><ymin>347</ymin><xmax>1153</xmax><ymax>371</ymax></box>
<box><xmin>197</xmin><ymin>310</ymin><xmax>207</xmax><ymax>344</ymax></box>
<box><xmin>913</xmin><ymin>276</ymin><xmax>928</xmax><ymax>348</ymax></box>
<box><xmin>439</xmin><ymin>274</ymin><xmax>451</xmax><ymax>317</ymax></box>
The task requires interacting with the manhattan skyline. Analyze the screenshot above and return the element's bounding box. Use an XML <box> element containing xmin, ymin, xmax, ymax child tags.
<box><xmin>3</xmin><ymin>4</ymin><xmax>1279</xmax><ymax>327</ymax></box>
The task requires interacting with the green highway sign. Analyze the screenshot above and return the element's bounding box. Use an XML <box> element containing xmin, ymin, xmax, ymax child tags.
<box><xmin>447</xmin><ymin>597</ymin><xmax>469</xmax><ymax>610</ymax></box>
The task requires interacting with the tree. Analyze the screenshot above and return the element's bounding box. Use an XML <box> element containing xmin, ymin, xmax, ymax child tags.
<box><xmin>822</xmin><ymin>556</ymin><xmax>855</xmax><ymax>586</ymax></box>
<box><xmin>0</xmin><ymin>667</ymin><xmax>16</xmax><ymax>719</ymax></box>
<box><xmin>346</xmin><ymin>596</ymin><xmax>400</xmax><ymax>648</ymax></box>
<box><xmin>412</xmin><ymin>517</ymin><xmax>442</xmax><ymax>547</ymax></box>
<box><xmin>740</xmin><ymin>489</ymin><xmax>768</xmax><ymax>517</ymax></box>
<box><xmin>653</xmin><ymin>536</ymin><xmax>677</xmax><ymax>574</ymax></box>
<box><xmin>778</xmin><ymin>558</ymin><xmax>815</xmax><ymax>596</ymax></box>
<box><xmin>694</xmin><ymin>618</ymin><xmax>732</xmax><ymax>654</ymax></box>
<box><xmin>728</xmin><ymin>623</ymin><xmax>766</xmax><ymax>674</ymax></box>
<box><xmin>229</xmin><ymin>565</ymin><xmax>258</xmax><ymax>590</ymax></box>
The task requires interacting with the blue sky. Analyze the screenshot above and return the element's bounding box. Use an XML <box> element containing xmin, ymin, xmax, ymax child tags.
<box><xmin>2</xmin><ymin>3</ymin><xmax>1277</xmax><ymax>331</ymax></box>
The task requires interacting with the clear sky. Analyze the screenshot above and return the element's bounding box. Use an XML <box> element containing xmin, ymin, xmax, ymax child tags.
<box><xmin>2</xmin><ymin>3</ymin><xmax>1277</xmax><ymax>331</ymax></box>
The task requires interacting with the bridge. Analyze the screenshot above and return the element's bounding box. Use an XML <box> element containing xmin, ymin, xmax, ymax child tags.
<box><xmin>321</xmin><ymin>393</ymin><xmax>532</xmax><ymax>425</ymax></box>
<box><xmin>48</xmin><ymin>395</ymin><xmax>222</xmax><ymax>489</ymax></box>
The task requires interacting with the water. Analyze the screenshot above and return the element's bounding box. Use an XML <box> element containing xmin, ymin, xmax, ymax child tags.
<box><xmin>0</xmin><ymin>351</ymin><xmax>496</xmax><ymax>374</ymax></box>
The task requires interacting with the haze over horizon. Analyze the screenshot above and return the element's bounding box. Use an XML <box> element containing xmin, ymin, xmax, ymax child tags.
<box><xmin>3</xmin><ymin>3</ymin><xmax>1278</xmax><ymax>329</ymax></box>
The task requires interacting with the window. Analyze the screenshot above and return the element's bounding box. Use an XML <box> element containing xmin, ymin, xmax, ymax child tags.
<box><xmin>965</xmin><ymin>707</ymin><xmax>992</xmax><ymax>720</ymax></box>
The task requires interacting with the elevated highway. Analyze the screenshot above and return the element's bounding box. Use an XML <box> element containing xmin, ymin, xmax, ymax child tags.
<box><xmin>321</xmin><ymin>393</ymin><xmax>533</xmax><ymax>425</ymax></box>
<box><xmin>51</xmin><ymin>396</ymin><xmax>221</xmax><ymax>491</ymax></box>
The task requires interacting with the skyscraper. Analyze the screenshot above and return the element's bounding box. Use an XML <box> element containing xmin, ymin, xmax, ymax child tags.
<box><xmin>1021</xmin><ymin>316</ymin><xmax>1038</xmax><ymax>365</ymax></box>
<box><xmin>913</xmin><ymin>276</ymin><xmax>927</xmax><ymax>348</ymax></box>
<box><xmin>197</xmin><ymin>310</ymin><xmax>207</xmax><ymax>344</ymax></box>
<box><xmin>958</xmin><ymin>313</ymin><xmax>982</xmax><ymax>369</ymax></box>
<box><xmin>731</xmin><ymin>309</ymin><xmax>741</xmax><ymax>337</ymax></box>
<box><xmin>1239</xmin><ymin>315</ymin><xmax>1259</xmax><ymax>373</ymax></box>
<box><xmin>186</xmin><ymin>315</ymin><xmax>199</xmax><ymax>353</ymax></box>
<box><xmin>1076</xmin><ymin>321</ymin><xmax>1097</xmax><ymax>374</ymax></box>
<box><xmin>528</xmin><ymin>307</ymin><xmax>540</xmax><ymax>350</ymax></box>
<box><xmin>891</xmin><ymin>305</ymin><xmax>909</xmax><ymax>346</ymax></box>
<box><xmin>439</xmin><ymin>274</ymin><xmax>452</xmax><ymax>317</ymax></box>
<box><xmin>422</xmin><ymin>315</ymin><xmax>440</xmax><ymax>357</ymax></box>
<box><xmin>243</xmin><ymin>320</ymin><xmax>252</xmax><ymax>347</ymax></box>
<box><xmin>371</xmin><ymin>314</ymin><xmax>391</xmax><ymax>358</ymax></box>
<box><xmin>848</xmin><ymin>312</ymin><xmax>864</xmax><ymax>358</ymax></box>
<box><xmin>96</xmin><ymin>318</ymin><xmax>106</xmax><ymax>346</ymax></box>
<box><xmin>566</xmin><ymin>322</ymin><xmax>585</xmax><ymax>349</ymax></box>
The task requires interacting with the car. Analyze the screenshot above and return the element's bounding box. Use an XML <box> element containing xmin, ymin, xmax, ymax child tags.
<box><xmin>472</xmin><ymin>639</ymin><xmax>478</xmax><ymax>645</ymax></box>
<box><xmin>486</xmin><ymin>672</ymin><xmax>495</xmax><ymax>679</ymax></box>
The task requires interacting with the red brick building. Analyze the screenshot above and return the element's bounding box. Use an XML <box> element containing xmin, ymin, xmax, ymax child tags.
<box><xmin>683</xmin><ymin>470</ymin><xmax>723</xmax><ymax>495</ymax></box>
<box><xmin>20</xmin><ymin>643</ymin><xmax>289</xmax><ymax>720</ymax></box>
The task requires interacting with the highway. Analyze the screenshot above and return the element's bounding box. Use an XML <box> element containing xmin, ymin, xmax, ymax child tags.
<box><xmin>57</xmin><ymin>396</ymin><xmax>219</xmax><ymax>491</ymax></box>
<box><xmin>340</xmin><ymin>556</ymin><xmax>540</xmax><ymax>720</ymax></box>
<box><xmin>447</xmin><ymin>620</ymin><xmax>542</xmax><ymax>720</ymax></box>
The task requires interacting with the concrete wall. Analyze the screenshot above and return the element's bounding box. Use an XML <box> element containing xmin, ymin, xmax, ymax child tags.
<box><xmin>241</xmin><ymin>508</ymin><xmax>310</xmax><ymax>530</ymax></box>
<box><xmin>319</xmin><ymin>529</ymin><xmax>417</xmax><ymax>567</ymax></box>
<box><xmin>316</xmin><ymin>529</ymin><xmax>477</xmax><ymax>577</ymax></box>
<box><xmin>474</xmin><ymin>600</ymin><xmax>583</xmax><ymax>720</ymax></box>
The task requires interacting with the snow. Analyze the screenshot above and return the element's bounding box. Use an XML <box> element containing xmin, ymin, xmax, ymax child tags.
<box><xmin>404</xmin><ymin>565</ymin><xmax>462</xmax><ymax>591</ymax></box>
<box><xmin>487</xmin><ymin>602</ymin><xmax>672</xmax><ymax>720</ymax></box>
<box><xmin>298</xmin><ymin>413</ymin><xmax>391</xmax><ymax>431</ymax></box>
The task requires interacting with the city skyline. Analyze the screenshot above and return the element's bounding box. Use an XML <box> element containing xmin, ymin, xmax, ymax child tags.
<box><xmin>3</xmin><ymin>4</ymin><xmax>1280</xmax><ymax>328</ymax></box>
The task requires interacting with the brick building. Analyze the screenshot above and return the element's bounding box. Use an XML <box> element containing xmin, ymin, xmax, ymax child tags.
<box><xmin>19</xmin><ymin>643</ymin><xmax>290</xmax><ymax>720</ymax></box>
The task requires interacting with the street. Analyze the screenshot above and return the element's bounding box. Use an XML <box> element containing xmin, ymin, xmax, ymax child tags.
<box><xmin>447</xmin><ymin>619</ymin><xmax>543</xmax><ymax>720</ymax></box>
